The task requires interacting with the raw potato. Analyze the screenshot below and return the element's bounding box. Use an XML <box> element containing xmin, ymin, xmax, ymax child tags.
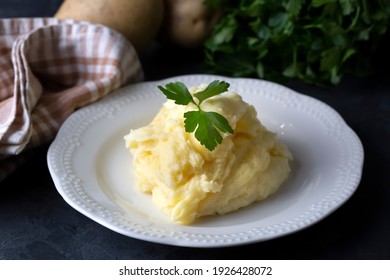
<box><xmin>54</xmin><ymin>0</ymin><xmax>164</xmax><ymax>53</ymax></box>
<box><xmin>159</xmin><ymin>0</ymin><xmax>221</xmax><ymax>48</ymax></box>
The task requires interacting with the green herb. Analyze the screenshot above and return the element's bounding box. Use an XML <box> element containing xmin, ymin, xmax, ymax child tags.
<box><xmin>158</xmin><ymin>80</ymin><xmax>233</xmax><ymax>151</ymax></box>
<box><xmin>204</xmin><ymin>0</ymin><xmax>390</xmax><ymax>85</ymax></box>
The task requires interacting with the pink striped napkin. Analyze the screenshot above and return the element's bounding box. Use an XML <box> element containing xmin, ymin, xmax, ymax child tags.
<box><xmin>0</xmin><ymin>18</ymin><xmax>143</xmax><ymax>180</ymax></box>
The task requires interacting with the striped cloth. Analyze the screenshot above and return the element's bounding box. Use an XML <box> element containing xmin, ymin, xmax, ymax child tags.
<box><xmin>0</xmin><ymin>18</ymin><xmax>143</xmax><ymax>181</ymax></box>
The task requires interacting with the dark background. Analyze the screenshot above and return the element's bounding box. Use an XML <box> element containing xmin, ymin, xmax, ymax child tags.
<box><xmin>0</xmin><ymin>0</ymin><xmax>389</xmax><ymax>259</ymax></box>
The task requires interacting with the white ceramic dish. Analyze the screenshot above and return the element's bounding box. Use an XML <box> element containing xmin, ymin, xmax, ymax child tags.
<box><xmin>47</xmin><ymin>74</ymin><xmax>364</xmax><ymax>247</ymax></box>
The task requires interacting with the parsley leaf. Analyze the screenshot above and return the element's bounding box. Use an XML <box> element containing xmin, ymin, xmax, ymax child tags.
<box><xmin>184</xmin><ymin>111</ymin><xmax>223</xmax><ymax>151</ymax></box>
<box><xmin>184</xmin><ymin>110</ymin><xmax>234</xmax><ymax>151</ymax></box>
<box><xmin>194</xmin><ymin>80</ymin><xmax>230</xmax><ymax>104</ymax></box>
<box><xmin>158</xmin><ymin>82</ymin><xmax>194</xmax><ymax>105</ymax></box>
<box><xmin>158</xmin><ymin>80</ymin><xmax>234</xmax><ymax>151</ymax></box>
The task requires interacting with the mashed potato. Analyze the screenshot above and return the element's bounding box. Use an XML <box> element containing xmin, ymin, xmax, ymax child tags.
<box><xmin>124</xmin><ymin>83</ymin><xmax>292</xmax><ymax>224</ymax></box>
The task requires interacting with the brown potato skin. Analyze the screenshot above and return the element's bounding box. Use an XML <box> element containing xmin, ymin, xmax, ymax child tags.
<box><xmin>158</xmin><ymin>0</ymin><xmax>221</xmax><ymax>48</ymax></box>
<box><xmin>54</xmin><ymin>0</ymin><xmax>164</xmax><ymax>53</ymax></box>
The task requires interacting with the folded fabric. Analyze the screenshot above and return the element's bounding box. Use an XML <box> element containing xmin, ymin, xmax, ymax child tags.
<box><xmin>0</xmin><ymin>18</ymin><xmax>143</xmax><ymax>181</ymax></box>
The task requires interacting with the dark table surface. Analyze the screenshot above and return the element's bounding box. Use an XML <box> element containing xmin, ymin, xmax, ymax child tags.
<box><xmin>0</xmin><ymin>1</ymin><xmax>389</xmax><ymax>260</ymax></box>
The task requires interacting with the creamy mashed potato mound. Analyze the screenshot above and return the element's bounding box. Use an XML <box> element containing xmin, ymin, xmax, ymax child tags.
<box><xmin>124</xmin><ymin>83</ymin><xmax>292</xmax><ymax>224</ymax></box>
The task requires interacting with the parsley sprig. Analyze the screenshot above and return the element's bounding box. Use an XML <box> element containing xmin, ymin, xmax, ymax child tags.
<box><xmin>158</xmin><ymin>80</ymin><xmax>234</xmax><ymax>151</ymax></box>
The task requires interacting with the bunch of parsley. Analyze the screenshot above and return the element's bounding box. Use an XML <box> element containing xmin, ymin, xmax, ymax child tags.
<box><xmin>204</xmin><ymin>0</ymin><xmax>390</xmax><ymax>85</ymax></box>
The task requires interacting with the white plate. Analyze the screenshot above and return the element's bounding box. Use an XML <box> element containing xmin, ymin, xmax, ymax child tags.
<box><xmin>47</xmin><ymin>74</ymin><xmax>364</xmax><ymax>248</ymax></box>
